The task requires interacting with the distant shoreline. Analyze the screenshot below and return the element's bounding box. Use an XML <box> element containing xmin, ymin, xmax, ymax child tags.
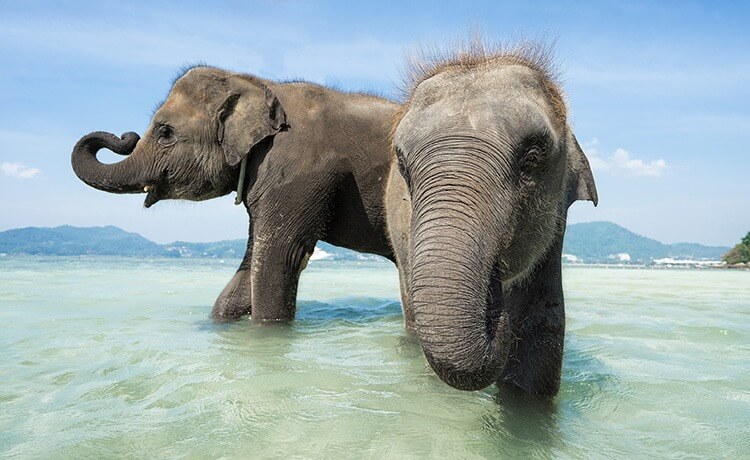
<box><xmin>1</xmin><ymin>253</ymin><xmax>747</xmax><ymax>271</ymax></box>
<box><xmin>0</xmin><ymin>223</ymin><xmax>733</xmax><ymax>265</ymax></box>
<box><xmin>562</xmin><ymin>262</ymin><xmax>749</xmax><ymax>271</ymax></box>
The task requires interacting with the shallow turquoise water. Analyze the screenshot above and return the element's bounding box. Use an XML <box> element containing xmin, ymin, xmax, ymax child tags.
<box><xmin>1</xmin><ymin>257</ymin><xmax>748</xmax><ymax>458</ymax></box>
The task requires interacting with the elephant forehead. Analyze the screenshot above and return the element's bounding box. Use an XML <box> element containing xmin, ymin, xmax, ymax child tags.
<box><xmin>396</xmin><ymin>92</ymin><xmax>548</xmax><ymax>146</ymax></box>
<box><xmin>407</xmin><ymin>64</ymin><xmax>565</xmax><ymax>130</ymax></box>
<box><xmin>160</xmin><ymin>90</ymin><xmax>206</xmax><ymax>122</ymax></box>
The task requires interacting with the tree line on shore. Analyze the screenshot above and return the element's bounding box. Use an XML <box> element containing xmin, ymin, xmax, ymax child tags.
<box><xmin>723</xmin><ymin>232</ymin><xmax>750</xmax><ymax>264</ymax></box>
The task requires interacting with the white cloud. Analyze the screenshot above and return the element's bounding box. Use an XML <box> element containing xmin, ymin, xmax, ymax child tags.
<box><xmin>2</xmin><ymin>162</ymin><xmax>41</xmax><ymax>179</ymax></box>
<box><xmin>583</xmin><ymin>138</ymin><xmax>668</xmax><ymax>177</ymax></box>
<box><xmin>610</xmin><ymin>148</ymin><xmax>667</xmax><ymax>177</ymax></box>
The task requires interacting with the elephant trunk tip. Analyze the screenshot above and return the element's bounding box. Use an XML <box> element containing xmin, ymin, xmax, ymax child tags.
<box><xmin>412</xmin><ymin>247</ymin><xmax>511</xmax><ymax>392</ymax></box>
<box><xmin>72</xmin><ymin>131</ymin><xmax>140</xmax><ymax>157</ymax></box>
<box><xmin>421</xmin><ymin>311</ymin><xmax>511</xmax><ymax>391</ymax></box>
<box><xmin>114</xmin><ymin>132</ymin><xmax>140</xmax><ymax>155</ymax></box>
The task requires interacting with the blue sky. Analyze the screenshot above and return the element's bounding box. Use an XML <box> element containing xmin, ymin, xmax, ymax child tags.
<box><xmin>1</xmin><ymin>0</ymin><xmax>748</xmax><ymax>245</ymax></box>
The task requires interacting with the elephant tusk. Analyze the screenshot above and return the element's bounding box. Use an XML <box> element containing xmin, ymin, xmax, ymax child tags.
<box><xmin>144</xmin><ymin>185</ymin><xmax>151</xmax><ymax>192</ymax></box>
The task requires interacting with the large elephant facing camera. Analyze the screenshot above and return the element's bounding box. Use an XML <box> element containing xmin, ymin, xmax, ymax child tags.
<box><xmin>72</xmin><ymin>67</ymin><xmax>400</xmax><ymax>322</ymax></box>
<box><xmin>385</xmin><ymin>43</ymin><xmax>598</xmax><ymax>396</ymax></box>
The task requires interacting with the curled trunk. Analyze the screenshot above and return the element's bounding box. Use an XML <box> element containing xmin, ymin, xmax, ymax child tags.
<box><xmin>71</xmin><ymin>131</ymin><xmax>147</xmax><ymax>194</ymax></box>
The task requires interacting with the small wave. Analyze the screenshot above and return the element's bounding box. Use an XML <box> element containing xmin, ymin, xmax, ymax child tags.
<box><xmin>309</xmin><ymin>247</ymin><xmax>332</xmax><ymax>261</ymax></box>
<box><xmin>297</xmin><ymin>298</ymin><xmax>402</xmax><ymax>322</ymax></box>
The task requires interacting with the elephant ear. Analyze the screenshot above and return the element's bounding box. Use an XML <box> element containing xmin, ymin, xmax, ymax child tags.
<box><xmin>566</xmin><ymin>133</ymin><xmax>598</xmax><ymax>207</ymax></box>
<box><xmin>218</xmin><ymin>80</ymin><xmax>287</xmax><ymax>166</ymax></box>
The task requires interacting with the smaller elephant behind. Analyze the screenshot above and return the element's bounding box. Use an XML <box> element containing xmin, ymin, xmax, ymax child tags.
<box><xmin>385</xmin><ymin>42</ymin><xmax>598</xmax><ymax>396</ymax></box>
<box><xmin>72</xmin><ymin>66</ymin><xmax>400</xmax><ymax>323</ymax></box>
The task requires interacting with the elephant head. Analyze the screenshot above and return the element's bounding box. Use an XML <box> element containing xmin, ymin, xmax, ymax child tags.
<box><xmin>392</xmin><ymin>45</ymin><xmax>598</xmax><ymax>391</ymax></box>
<box><xmin>72</xmin><ymin>66</ymin><xmax>287</xmax><ymax>207</ymax></box>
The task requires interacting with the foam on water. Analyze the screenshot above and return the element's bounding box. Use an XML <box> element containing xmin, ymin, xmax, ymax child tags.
<box><xmin>0</xmin><ymin>257</ymin><xmax>748</xmax><ymax>457</ymax></box>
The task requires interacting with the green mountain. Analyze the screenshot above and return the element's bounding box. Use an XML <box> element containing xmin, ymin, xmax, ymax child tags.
<box><xmin>563</xmin><ymin>221</ymin><xmax>729</xmax><ymax>262</ymax></box>
<box><xmin>0</xmin><ymin>226</ymin><xmax>378</xmax><ymax>261</ymax></box>
<box><xmin>0</xmin><ymin>225</ymin><xmax>176</xmax><ymax>257</ymax></box>
<box><xmin>0</xmin><ymin>222</ymin><xmax>730</xmax><ymax>263</ymax></box>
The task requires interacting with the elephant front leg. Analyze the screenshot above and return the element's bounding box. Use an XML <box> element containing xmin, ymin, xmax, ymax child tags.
<box><xmin>249</xmin><ymin>232</ymin><xmax>316</xmax><ymax>323</ymax></box>
<box><xmin>497</xmin><ymin>240</ymin><xmax>565</xmax><ymax>397</ymax></box>
<box><xmin>498</xmin><ymin>301</ymin><xmax>565</xmax><ymax>397</ymax></box>
<box><xmin>211</xmin><ymin>257</ymin><xmax>253</xmax><ymax>322</ymax></box>
<box><xmin>211</xmin><ymin>222</ymin><xmax>254</xmax><ymax>322</ymax></box>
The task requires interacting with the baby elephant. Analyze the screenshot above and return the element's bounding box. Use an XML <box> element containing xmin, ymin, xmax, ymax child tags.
<box><xmin>385</xmin><ymin>44</ymin><xmax>598</xmax><ymax>396</ymax></box>
<box><xmin>72</xmin><ymin>66</ymin><xmax>399</xmax><ymax>322</ymax></box>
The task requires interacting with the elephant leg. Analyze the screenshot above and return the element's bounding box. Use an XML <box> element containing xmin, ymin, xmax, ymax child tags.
<box><xmin>249</xmin><ymin>216</ymin><xmax>319</xmax><ymax>323</ymax></box>
<box><xmin>211</xmin><ymin>223</ymin><xmax>254</xmax><ymax>322</ymax></box>
<box><xmin>498</xmin><ymin>239</ymin><xmax>565</xmax><ymax>397</ymax></box>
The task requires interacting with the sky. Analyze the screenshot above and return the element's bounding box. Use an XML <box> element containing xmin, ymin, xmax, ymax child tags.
<box><xmin>0</xmin><ymin>0</ymin><xmax>748</xmax><ymax>246</ymax></box>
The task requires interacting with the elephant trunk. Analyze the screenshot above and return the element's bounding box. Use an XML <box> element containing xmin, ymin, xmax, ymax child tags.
<box><xmin>409</xmin><ymin>140</ymin><xmax>511</xmax><ymax>391</ymax></box>
<box><xmin>71</xmin><ymin>131</ymin><xmax>149</xmax><ymax>194</ymax></box>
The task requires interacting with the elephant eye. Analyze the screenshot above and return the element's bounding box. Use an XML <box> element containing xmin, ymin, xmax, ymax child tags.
<box><xmin>155</xmin><ymin>124</ymin><xmax>177</xmax><ymax>145</ymax></box>
<box><xmin>519</xmin><ymin>133</ymin><xmax>550</xmax><ymax>172</ymax></box>
<box><xmin>523</xmin><ymin>146</ymin><xmax>543</xmax><ymax>167</ymax></box>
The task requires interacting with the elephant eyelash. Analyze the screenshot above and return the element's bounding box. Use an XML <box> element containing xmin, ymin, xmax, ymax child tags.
<box><xmin>525</xmin><ymin>147</ymin><xmax>543</xmax><ymax>162</ymax></box>
<box><xmin>154</xmin><ymin>123</ymin><xmax>170</xmax><ymax>134</ymax></box>
<box><xmin>395</xmin><ymin>147</ymin><xmax>412</xmax><ymax>189</ymax></box>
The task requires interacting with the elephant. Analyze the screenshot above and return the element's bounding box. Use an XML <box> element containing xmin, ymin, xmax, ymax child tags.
<box><xmin>72</xmin><ymin>66</ymin><xmax>401</xmax><ymax>323</ymax></box>
<box><xmin>384</xmin><ymin>43</ymin><xmax>598</xmax><ymax>396</ymax></box>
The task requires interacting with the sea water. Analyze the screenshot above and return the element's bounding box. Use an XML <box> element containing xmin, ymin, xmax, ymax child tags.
<box><xmin>0</xmin><ymin>257</ymin><xmax>748</xmax><ymax>458</ymax></box>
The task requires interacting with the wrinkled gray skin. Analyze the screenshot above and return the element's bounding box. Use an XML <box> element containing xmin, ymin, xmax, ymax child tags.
<box><xmin>72</xmin><ymin>67</ymin><xmax>400</xmax><ymax>323</ymax></box>
<box><xmin>385</xmin><ymin>61</ymin><xmax>598</xmax><ymax>395</ymax></box>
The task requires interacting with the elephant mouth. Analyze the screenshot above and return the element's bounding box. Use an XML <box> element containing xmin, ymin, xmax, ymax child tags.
<box><xmin>142</xmin><ymin>170</ymin><xmax>169</xmax><ymax>208</ymax></box>
<box><xmin>143</xmin><ymin>185</ymin><xmax>160</xmax><ymax>208</ymax></box>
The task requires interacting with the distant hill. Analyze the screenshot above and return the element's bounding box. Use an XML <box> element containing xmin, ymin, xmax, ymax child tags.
<box><xmin>0</xmin><ymin>222</ymin><xmax>730</xmax><ymax>263</ymax></box>
<box><xmin>0</xmin><ymin>225</ymin><xmax>381</xmax><ymax>261</ymax></box>
<box><xmin>563</xmin><ymin>221</ymin><xmax>729</xmax><ymax>263</ymax></box>
<box><xmin>0</xmin><ymin>225</ymin><xmax>176</xmax><ymax>257</ymax></box>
